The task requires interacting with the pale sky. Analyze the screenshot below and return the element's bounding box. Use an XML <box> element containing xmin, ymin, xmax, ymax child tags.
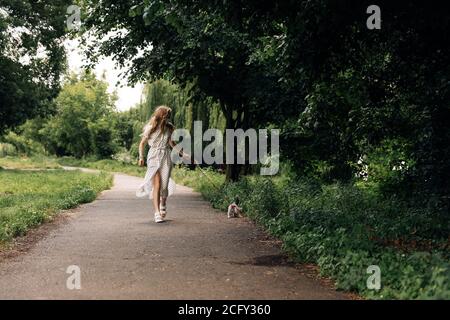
<box><xmin>65</xmin><ymin>38</ymin><xmax>144</xmax><ymax>111</ymax></box>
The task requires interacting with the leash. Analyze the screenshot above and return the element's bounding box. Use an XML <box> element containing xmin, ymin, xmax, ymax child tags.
<box><xmin>196</xmin><ymin>165</ymin><xmax>222</xmax><ymax>192</ymax></box>
<box><xmin>195</xmin><ymin>165</ymin><xmax>242</xmax><ymax>217</ymax></box>
<box><xmin>195</xmin><ymin>164</ymin><xmax>239</xmax><ymax>206</ymax></box>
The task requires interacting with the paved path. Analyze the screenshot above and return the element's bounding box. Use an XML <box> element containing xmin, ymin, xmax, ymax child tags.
<box><xmin>0</xmin><ymin>172</ymin><xmax>348</xmax><ymax>299</ymax></box>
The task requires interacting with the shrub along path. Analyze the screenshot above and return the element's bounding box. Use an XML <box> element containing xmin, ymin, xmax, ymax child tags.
<box><xmin>0</xmin><ymin>170</ymin><xmax>350</xmax><ymax>299</ymax></box>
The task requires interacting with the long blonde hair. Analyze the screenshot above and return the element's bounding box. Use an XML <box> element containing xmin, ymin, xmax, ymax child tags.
<box><xmin>145</xmin><ymin>105</ymin><xmax>173</xmax><ymax>137</ymax></box>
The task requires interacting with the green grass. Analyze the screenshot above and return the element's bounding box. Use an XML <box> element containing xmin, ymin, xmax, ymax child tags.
<box><xmin>0</xmin><ymin>169</ymin><xmax>113</xmax><ymax>243</ymax></box>
<box><xmin>172</xmin><ymin>166</ymin><xmax>450</xmax><ymax>300</ymax></box>
<box><xmin>0</xmin><ymin>155</ymin><xmax>61</xmax><ymax>169</ymax></box>
<box><xmin>57</xmin><ymin>157</ymin><xmax>146</xmax><ymax>177</ymax></box>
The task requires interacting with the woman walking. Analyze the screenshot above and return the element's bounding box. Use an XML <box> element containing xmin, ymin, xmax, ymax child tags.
<box><xmin>136</xmin><ymin>105</ymin><xmax>185</xmax><ymax>223</ymax></box>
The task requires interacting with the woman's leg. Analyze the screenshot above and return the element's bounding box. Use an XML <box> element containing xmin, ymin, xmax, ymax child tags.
<box><xmin>152</xmin><ymin>170</ymin><xmax>161</xmax><ymax>213</ymax></box>
<box><xmin>159</xmin><ymin>162</ymin><xmax>170</xmax><ymax>215</ymax></box>
<box><xmin>160</xmin><ymin>196</ymin><xmax>167</xmax><ymax>218</ymax></box>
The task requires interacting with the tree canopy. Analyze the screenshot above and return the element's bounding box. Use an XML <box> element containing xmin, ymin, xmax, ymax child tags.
<box><xmin>81</xmin><ymin>0</ymin><xmax>450</xmax><ymax>201</ymax></box>
<box><xmin>39</xmin><ymin>72</ymin><xmax>118</xmax><ymax>158</ymax></box>
<box><xmin>0</xmin><ymin>0</ymin><xmax>71</xmax><ymax>134</ymax></box>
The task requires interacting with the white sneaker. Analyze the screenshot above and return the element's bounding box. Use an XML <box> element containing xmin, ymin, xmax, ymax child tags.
<box><xmin>160</xmin><ymin>205</ymin><xmax>167</xmax><ymax>218</ymax></box>
<box><xmin>154</xmin><ymin>212</ymin><xmax>164</xmax><ymax>223</ymax></box>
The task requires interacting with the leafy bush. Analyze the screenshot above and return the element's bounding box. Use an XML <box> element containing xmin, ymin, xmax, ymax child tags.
<box><xmin>1</xmin><ymin>132</ymin><xmax>45</xmax><ymax>156</ymax></box>
<box><xmin>112</xmin><ymin>149</ymin><xmax>134</xmax><ymax>164</ymax></box>
<box><xmin>0</xmin><ymin>143</ymin><xmax>17</xmax><ymax>157</ymax></box>
<box><xmin>90</xmin><ymin>119</ymin><xmax>118</xmax><ymax>159</ymax></box>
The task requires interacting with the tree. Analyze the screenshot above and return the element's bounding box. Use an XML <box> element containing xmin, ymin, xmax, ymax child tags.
<box><xmin>82</xmin><ymin>0</ymin><xmax>282</xmax><ymax>180</ymax></box>
<box><xmin>260</xmin><ymin>1</ymin><xmax>450</xmax><ymax>210</ymax></box>
<box><xmin>0</xmin><ymin>0</ymin><xmax>71</xmax><ymax>134</ymax></box>
<box><xmin>40</xmin><ymin>72</ymin><xmax>118</xmax><ymax>158</ymax></box>
<box><xmin>114</xmin><ymin>110</ymin><xmax>138</xmax><ymax>151</ymax></box>
<box><xmin>82</xmin><ymin>0</ymin><xmax>450</xmax><ymax>203</ymax></box>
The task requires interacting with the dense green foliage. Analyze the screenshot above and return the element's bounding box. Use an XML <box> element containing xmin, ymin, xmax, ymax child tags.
<box><xmin>10</xmin><ymin>72</ymin><xmax>120</xmax><ymax>159</ymax></box>
<box><xmin>0</xmin><ymin>0</ymin><xmax>71</xmax><ymax>133</ymax></box>
<box><xmin>2</xmin><ymin>74</ymin><xmax>222</xmax><ymax>162</ymax></box>
<box><xmin>82</xmin><ymin>0</ymin><xmax>285</xmax><ymax>180</ymax></box>
<box><xmin>276</xmin><ymin>1</ymin><xmax>450</xmax><ymax>207</ymax></box>
<box><xmin>126</xmin><ymin>79</ymin><xmax>225</xmax><ymax>159</ymax></box>
<box><xmin>81</xmin><ymin>0</ymin><xmax>450</xmax><ymax>201</ymax></box>
<box><xmin>173</xmin><ymin>167</ymin><xmax>449</xmax><ymax>299</ymax></box>
<box><xmin>41</xmin><ymin>72</ymin><xmax>118</xmax><ymax>158</ymax></box>
<box><xmin>0</xmin><ymin>131</ymin><xmax>45</xmax><ymax>156</ymax></box>
<box><xmin>0</xmin><ymin>169</ymin><xmax>112</xmax><ymax>243</ymax></box>
<box><xmin>139</xmin><ymin>80</ymin><xmax>225</xmax><ymax>132</ymax></box>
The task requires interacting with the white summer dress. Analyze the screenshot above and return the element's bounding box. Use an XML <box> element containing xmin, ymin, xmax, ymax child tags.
<box><xmin>136</xmin><ymin>125</ymin><xmax>176</xmax><ymax>199</ymax></box>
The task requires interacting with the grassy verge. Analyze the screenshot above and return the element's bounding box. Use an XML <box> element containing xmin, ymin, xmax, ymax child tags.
<box><xmin>0</xmin><ymin>156</ymin><xmax>143</xmax><ymax>176</ymax></box>
<box><xmin>56</xmin><ymin>157</ymin><xmax>145</xmax><ymax>177</ymax></box>
<box><xmin>0</xmin><ymin>169</ymin><xmax>113</xmax><ymax>243</ymax></box>
<box><xmin>0</xmin><ymin>155</ymin><xmax>61</xmax><ymax>169</ymax></box>
<box><xmin>173</xmin><ymin>167</ymin><xmax>449</xmax><ymax>300</ymax></box>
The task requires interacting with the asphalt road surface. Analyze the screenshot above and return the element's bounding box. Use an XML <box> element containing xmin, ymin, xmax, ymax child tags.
<box><xmin>0</xmin><ymin>172</ymin><xmax>349</xmax><ymax>299</ymax></box>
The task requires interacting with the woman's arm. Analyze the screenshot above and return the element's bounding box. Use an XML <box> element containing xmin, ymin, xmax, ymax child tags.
<box><xmin>168</xmin><ymin>131</ymin><xmax>195</xmax><ymax>164</ymax></box>
<box><xmin>138</xmin><ymin>124</ymin><xmax>153</xmax><ymax>166</ymax></box>
<box><xmin>138</xmin><ymin>136</ymin><xmax>147</xmax><ymax>167</ymax></box>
